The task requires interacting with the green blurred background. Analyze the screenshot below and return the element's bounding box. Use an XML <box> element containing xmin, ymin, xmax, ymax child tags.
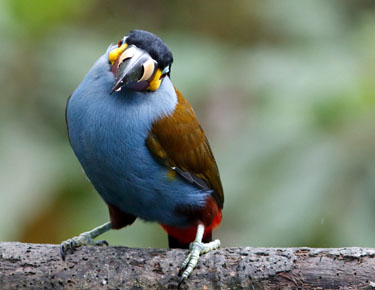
<box><xmin>0</xmin><ymin>0</ymin><xmax>374</xmax><ymax>248</ymax></box>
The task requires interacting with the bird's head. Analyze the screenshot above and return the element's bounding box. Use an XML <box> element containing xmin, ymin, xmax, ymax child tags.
<box><xmin>108</xmin><ymin>30</ymin><xmax>173</xmax><ymax>93</ymax></box>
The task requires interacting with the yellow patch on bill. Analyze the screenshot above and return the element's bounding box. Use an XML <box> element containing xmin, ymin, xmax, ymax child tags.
<box><xmin>147</xmin><ymin>68</ymin><xmax>163</xmax><ymax>91</ymax></box>
<box><xmin>109</xmin><ymin>43</ymin><xmax>128</xmax><ymax>65</ymax></box>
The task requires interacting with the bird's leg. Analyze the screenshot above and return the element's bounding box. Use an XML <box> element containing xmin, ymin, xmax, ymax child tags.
<box><xmin>60</xmin><ymin>222</ymin><xmax>112</xmax><ymax>260</ymax></box>
<box><xmin>178</xmin><ymin>224</ymin><xmax>220</xmax><ymax>287</ymax></box>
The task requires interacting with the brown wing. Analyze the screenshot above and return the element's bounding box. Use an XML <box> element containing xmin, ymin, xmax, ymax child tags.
<box><xmin>146</xmin><ymin>89</ymin><xmax>224</xmax><ymax>208</ymax></box>
<box><xmin>146</xmin><ymin>88</ymin><xmax>224</xmax><ymax>209</ymax></box>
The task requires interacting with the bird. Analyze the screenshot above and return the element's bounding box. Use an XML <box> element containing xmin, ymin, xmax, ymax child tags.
<box><xmin>61</xmin><ymin>29</ymin><xmax>224</xmax><ymax>286</ymax></box>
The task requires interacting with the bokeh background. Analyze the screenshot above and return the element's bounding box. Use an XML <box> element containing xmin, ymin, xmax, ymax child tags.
<box><xmin>1</xmin><ymin>0</ymin><xmax>374</xmax><ymax>248</ymax></box>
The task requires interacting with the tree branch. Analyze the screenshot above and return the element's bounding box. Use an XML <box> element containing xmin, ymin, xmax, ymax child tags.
<box><xmin>0</xmin><ymin>242</ymin><xmax>374</xmax><ymax>289</ymax></box>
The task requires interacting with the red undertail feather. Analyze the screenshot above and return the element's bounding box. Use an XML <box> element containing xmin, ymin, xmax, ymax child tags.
<box><xmin>161</xmin><ymin>197</ymin><xmax>222</xmax><ymax>246</ymax></box>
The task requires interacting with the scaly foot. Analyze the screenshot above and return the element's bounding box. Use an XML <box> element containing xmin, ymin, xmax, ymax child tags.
<box><xmin>178</xmin><ymin>224</ymin><xmax>221</xmax><ymax>288</ymax></box>
<box><xmin>60</xmin><ymin>222</ymin><xmax>112</xmax><ymax>260</ymax></box>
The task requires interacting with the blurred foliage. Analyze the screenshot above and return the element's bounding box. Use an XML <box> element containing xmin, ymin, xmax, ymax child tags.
<box><xmin>0</xmin><ymin>0</ymin><xmax>374</xmax><ymax>248</ymax></box>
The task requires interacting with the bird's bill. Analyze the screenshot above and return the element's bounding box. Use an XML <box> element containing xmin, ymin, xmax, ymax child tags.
<box><xmin>110</xmin><ymin>45</ymin><xmax>157</xmax><ymax>93</ymax></box>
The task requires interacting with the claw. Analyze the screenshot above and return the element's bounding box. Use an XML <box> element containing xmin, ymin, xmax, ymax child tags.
<box><xmin>178</xmin><ymin>252</ymin><xmax>192</xmax><ymax>276</ymax></box>
<box><xmin>95</xmin><ymin>240</ymin><xmax>109</xmax><ymax>246</ymax></box>
<box><xmin>60</xmin><ymin>235</ymin><xmax>110</xmax><ymax>260</ymax></box>
<box><xmin>177</xmin><ymin>224</ymin><xmax>221</xmax><ymax>288</ymax></box>
<box><xmin>60</xmin><ymin>245</ymin><xmax>66</xmax><ymax>261</ymax></box>
<box><xmin>59</xmin><ymin>222</ymin><xmax>112</xmax><ymax>261</ymax></box>
<box><xmin>177</xmin><ymin>276</ymin><xmax>185</xmax><ymax>289</ymax></box>
<box><xmin>60</xmin><ymin>239</ymin><xmax>75</xmax><ymax>260</ymax></box>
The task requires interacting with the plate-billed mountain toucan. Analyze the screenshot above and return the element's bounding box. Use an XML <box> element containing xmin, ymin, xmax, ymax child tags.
<box><xmin>61</xmin><ymin>29</ymin><xmax>224</xmax><ymax>286</ymax></box>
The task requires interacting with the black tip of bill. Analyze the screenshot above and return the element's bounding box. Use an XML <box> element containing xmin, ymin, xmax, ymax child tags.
<box><xmin>110</xmin><ymin>82</ymin><xmax>123</xmax><ymax>95</ymax></box>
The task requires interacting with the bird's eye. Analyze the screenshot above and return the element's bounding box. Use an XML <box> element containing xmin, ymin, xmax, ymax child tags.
<box><xmin>117</xmin><ymin>37</ymin><xmax>126</xmax><ymax>47</ymax></box>
<box><xmin>138</xmin><ymin>59</ymin><xmax>156</xmax><ymax>82</ymax></box>
<box><xmin>159</xmin><ymin>66</ymin><xmax>170</xmax><ymax>79</ymax></box>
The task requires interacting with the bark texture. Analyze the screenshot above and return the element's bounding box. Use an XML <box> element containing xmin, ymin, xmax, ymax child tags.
<box><xmin>0</xmin><ymin>242</ymin><xmax>374</xmax><ymax>289</ymax></box>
